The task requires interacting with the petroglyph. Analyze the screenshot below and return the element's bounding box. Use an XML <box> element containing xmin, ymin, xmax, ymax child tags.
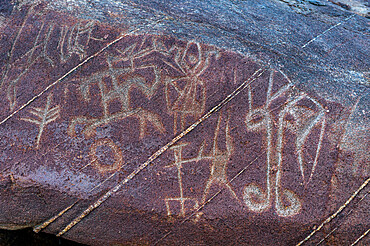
<box><xmin>0</xmin><ymin>6</ymin><xmax>336</xmax><ymax>231</ymax></box>
<box><xmin>67</xmin><ymin>39</ymin><xmax>167</xmax><ymax>138</ymax></box>
<box><xmin>89</xmin><ymin>138</ymin><xmax>124</xmax><ymax>173</ymax></box>
<box><xmin>165</xmin><ymin>42</ymin><xmax>218</xmax><ymax>133</ymax></box>
<box><xmin>0</xmin><ymin>4</ymin><xmax>35</xmax><ymax>94</ymax></box>
<box><xmin>0</xmin><ymin>3</ymin><xmax>105</xmax><ymax>114</ymax></box>
<box><xmin>4</xmin><ymin>21</ymin><xmax>55</xmax><ymax>111</ymax></box>
<box><xmin>162</xmin><ymin>41</ymin><xmax>221</xmax><ymax>216</ymax></box>
<box><xmin>162</xmin><ymin>42</ymin><xmax>224</xmax><ymax>217</ymax></box>
<box><xmin>0</xmin><ymin>1</ymin><xmax>367</xmax><ymax>245</ymax></box>
<box><xmin>201</xmin><ymin>112</ymin><xmax>239</xmax><ymax>204</ymax></box>
<box><xmin>164</xmin><ymin>143</ymin><xmax>200</xmax><ymax>217</ymax></box>
<box><xmin>67</xmin><ymin>39</ymin><xmax>218</xmax><ymax>139</ymax></box>
<box><xmin>243</xmin><ymin>70</ymin><xmax>326</xmax><ymax>217</ymax></box>
<box><xmin>164</xmin><ymin>111</ymin><xmax>239</xmax><ymax>216</ymax></box>
<box><xmin>20</xmin><ymin>93</ymin><xmax>60</xmax><ymax>149</ymax></box>
<box><xmin>58</xmin><ymin>20</ymin><xmax>97</xmax><ymax>63</ymax></box>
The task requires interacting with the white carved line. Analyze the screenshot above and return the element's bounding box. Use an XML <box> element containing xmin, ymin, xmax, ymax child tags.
<box><xmin>21</xmin><ymin>93</ymin><xmax>60</xmax><ymax>149</ymax></box>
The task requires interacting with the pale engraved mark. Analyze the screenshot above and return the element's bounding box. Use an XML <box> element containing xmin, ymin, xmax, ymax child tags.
<box><xmin>283</xmin><ymin>95</ymin><xmax>327</xmax><ymax>185</ymax></box>
<box><xmin>201</xmin><ymin>112</ymin><xmax>239</xmax><ymax>204</ymax></box>
<box><xmin>165</xmin><ymin>42</ymin><xmax>218</xmax><ymax>133</ymax></box>
<box><xmin>67</xmin><ymin>42</ymin><xmax>165</xmax><ymax>138</ymax></box>
<box><xmin>5</xmin><ymin>21</ymin><xmax>55</xmax><ymax>111</ymax></box>
<box><xmin>301</xmin><ymin>14</ymin><xmax>355</xmax><ymax>48</ymax></box>
<box><xmin>1</xmin><ymin>9</ymin><xmax>98</xmax><ymax>111</ymax></box>
<box><xmin>296</xmin><ymin>177</ymin><xmax>370</xmax><ymax>246</ymax></box>
<box><xmin>164</xmin><ymin>112</ymin><xmax>239</xmax><ymax>216</ymax></box>
<box><xmin>20</xmin><ymin>93</ymin><xmax>60</xmax><ymax>149</ymax></box>
<box><xmin>164</xmin><ymin>143</ymin><xmax>200</xmax><ymax>217</ymax></box>
<box><xmin>154</xmin><ymin>71</ymin><xmax>339</xmax><ymax>244</ymax></box>
<box><xmin>157</xmin><ymin>74</ymin><xmax>335</xmax><ymax>242</ymax></box>
<box><xmin>163</xmin><ymin>41</ymin><xmax>218</xmax><ymax>217</ymax></box>
<box><xmin>58</xmin><ymin>20</ymin><xmax>96</xmax><ymax>63</ymax></box>
<box><xmin>243</xmin><ymin>70</ymin><xmax>326</xmax><ymax>217</ymax></box>
<box><xmin>336</xmin><ymin>96</ymin><xmax>361</xmax><ymax>149</ymax></box>
<box><xmin>0</xmin><ymin>17</ymin><xmax>167</xmax><ymax>127</ymax></box>
<box><xmin>47</xmin><ymin>67</ymin><xmax>266</xmax><ymax>237</ymax></box>
<box><xmin>316</xmin><ymin>191</ymin><xmax>369</xmax><ymax>245</ymax></box>
<box><xmin>154</xmin><ymin>151</ymin><xmax>267</xmax><ymax>246</ymax></box>
<box><xmin>244</xmin><ymin>70</ymin><xmax>292</xmax><ymax>214</ymax></box>
<box><xmin>89</xmin><ymin>138</ymin><xmax>124</xmax><ymax>173</ymax></box>
<box><xmin>0</xmin><ymin>4</ymin><xmax>34</xmax><ymax>89</ymax></box>
<box><xmin>275</xmin><ymin>93</ymin><xmax>307</xmax><ymax>217</ymax></box>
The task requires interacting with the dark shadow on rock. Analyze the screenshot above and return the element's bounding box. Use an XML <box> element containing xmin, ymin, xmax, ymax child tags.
<box><xmin>0</xmin><ymin>228</ymin><xmax>86</xmax><ymax>246</ymax></box>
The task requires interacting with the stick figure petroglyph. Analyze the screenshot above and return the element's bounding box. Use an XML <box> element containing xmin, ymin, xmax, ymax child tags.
<box><xmin>164</xmin><ymin>142</ymin><xmax>199</xmax><ymax>217</ymax></box>
<box><xmin>164</xmin><ymin>41</ymin><xmax>222</xmax><ymax>217</ymax></box>
<box><xmin>201</xmin><ymin>112</ymin><xmax>239</xmax><ymax>204</ymax></box>
<box><xmin>165</xmin><ymin>41</ymin><xmax>218</xmax><ymax>134</ymax></box>
<box><xmin>58</xmin><ymin>20</ymin><xmax>97</xmax><ymax>63</ymax></box>
<box><xmin>3</xmin><ymin>21</ymin><xmax>55</xmax><ymax>111</ymax></box>
<box><xmin>164</xmin><ymin>111</ymin><xmax>240</xmax><ymax>217</ymax></box>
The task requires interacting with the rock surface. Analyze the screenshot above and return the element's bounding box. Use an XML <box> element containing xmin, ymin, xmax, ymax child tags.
<box><xmin>0</xmin><ymin>0</ymin><xmax>369</xmax><ymax>245</ymax></box>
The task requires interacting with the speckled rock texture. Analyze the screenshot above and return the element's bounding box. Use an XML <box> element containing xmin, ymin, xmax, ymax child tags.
<box><xmin>0</xmin><ymin>0</ymin><xmax>369</xmax><ymax>245</ymax></box>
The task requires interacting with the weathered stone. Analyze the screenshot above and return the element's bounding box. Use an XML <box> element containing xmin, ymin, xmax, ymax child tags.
<box><xmin>0</xmin><ymin>1</ymin><xmax>368</xmax><ymax>245</ymax></box>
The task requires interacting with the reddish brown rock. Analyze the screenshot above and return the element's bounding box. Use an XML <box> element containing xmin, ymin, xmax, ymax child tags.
<box><xmin>0</xmin><ymin>1</ymin><xmax>369</xmax><ymax>245</ymax></box>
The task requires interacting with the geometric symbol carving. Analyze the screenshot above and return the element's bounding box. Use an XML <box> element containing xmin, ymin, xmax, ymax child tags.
<box><xmin>21</xmin><ymin>93</ymin><xmax>60</xmax><ymax>149</ymax></box>
<box><xmin>243</xmin><ymin>70</ymin><xmax>326</xmax><ymax>217</ymax></box>
<box><xmin>4</xmin><ymin>21</ymin><xmax>55</xmax><ymax>111</ymax></box>
<box><xmin>89</xmin><ymin>138</ymin><xmax>124</xmax><ymax>173</ymax></box>
<box><xmin>164</xmin><ymin>143</ymin><xmax>200</xmax><ymax>217</ymax></box>
<box><xmin>58</xmin><ymin>20</ymin><xmax>96</xmax><ymax>63</ymax></box>
<box><xmin>165</xmin><ymin>42</ymin><xmax>217</xmax><ymax>134</ymax></box>
<box><xmin>67</xmin><ymin>49</ymin><xmax>165</xmax><ymax>138</ymax></box>
<box><xmin>164</xmin><ymin>111</ymin><xmax>239</xmax><ymax>217</ymax></box>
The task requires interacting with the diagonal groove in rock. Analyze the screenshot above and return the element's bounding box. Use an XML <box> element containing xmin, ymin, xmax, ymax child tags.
<box><xmin>336</xmin><ymin>95</ymin><xmax>363</xmax><ymax>149</ymax></box>
<box><xmin>125</xmin><ymin>0</ymin><xmax>285</xmax><ymax>59</ymax></box>
<box><xmin>154</xmin><ymin>150</ymin><xmax>267</xmax><ymax>245</ymax></box>
<box><xmin>44</xmin><ymin>67</ymin><xmax>267</xmax><ymax>237</ymax></box>
<box><xmin>296</xmin><ymin>177</ymin><xmax>370</xmax><ymax>246</ymax></box>
<box><xmin>315</xmin><ymin>191</ymin><xmax>369</xmax><ymax>245</ymax></box>
<box><xmin>2</xmin><ymin>1</ymin><xmax>366</xmax><ymax>245</ymax></box>
<box><xmin>301</xmin><ymin>14</ymin><xmax>356</xmax><ymax>48</ymax></box>
<box><xmin>350</xmin><ymin>228</ymin><xmax>370</xmax><ymax>246</ymax></box>
<box><xmin>0</xmin><ymin>17</ymin><xmax>166</xmax><ymax>126</ymax></box>
<box><xmin>154</xmin><ymin>75</ymin><xmax>327</xmax><ymax>244</ymax></box>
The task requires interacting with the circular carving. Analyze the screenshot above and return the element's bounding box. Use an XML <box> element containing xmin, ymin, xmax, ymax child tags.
<box><xmin>90</xmin><ymin>138</ymin><xmax>123</xmax><ymax>173</ymax></box>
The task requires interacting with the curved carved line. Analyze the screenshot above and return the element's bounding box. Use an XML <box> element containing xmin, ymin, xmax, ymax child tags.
<box><xmin>53</xmin><ymin>67</ymin><xmax>267</xmax><ymax>237</ymax></box>
<box><xmin>243</xmin><ymin>183</ymin><xmax>271</xmax><ymax>212</ymax></box>
<box><xmin>0</xmin><ymin>17</ymin><xmax>166</xmax><ymax>126</ymax></box>
<box><xmin>89</xmin><ymin>138</ymin><xmax>124</xmax><ymax>173</ymax></box>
